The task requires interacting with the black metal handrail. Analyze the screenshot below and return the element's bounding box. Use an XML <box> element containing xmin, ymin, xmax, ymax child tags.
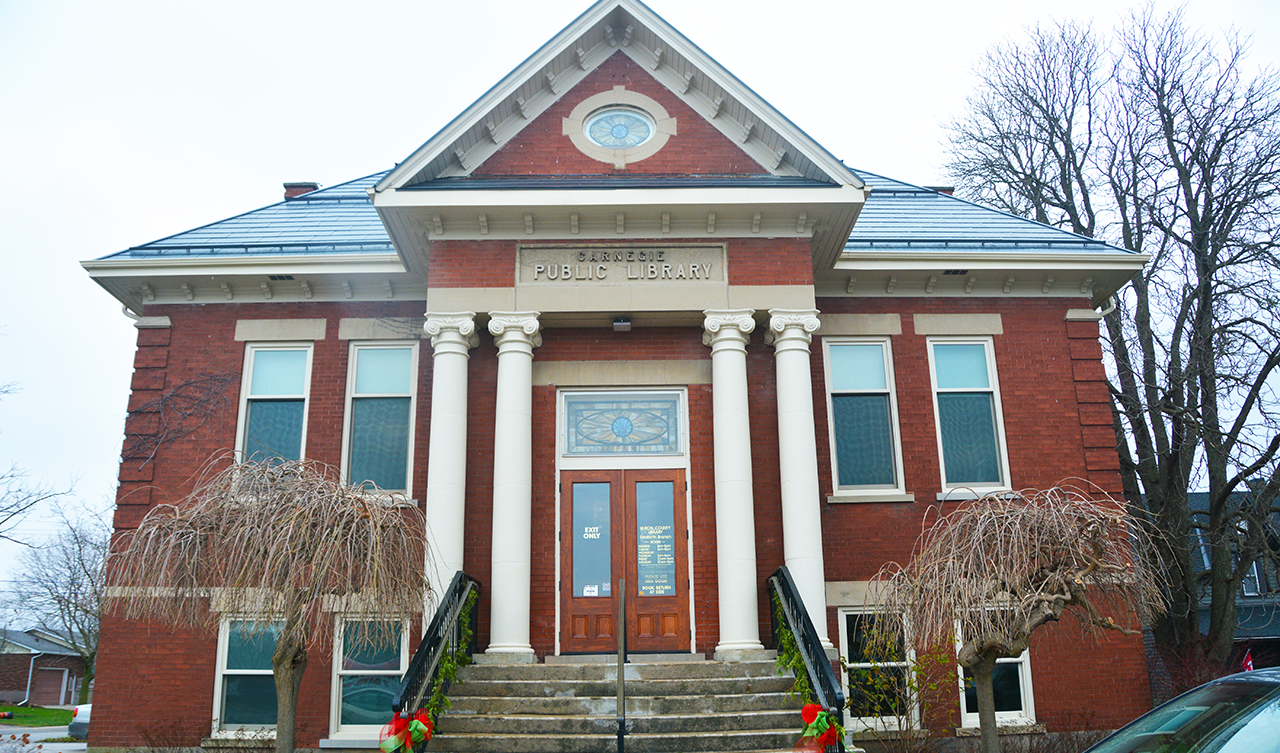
<box><xmin>768</xmin><ymin>565</ymin><xmax>845</xmax><ymax>753</ymax></box>
<box><xmin>393</xmin><ymin>570</ymin><xmax>481</xmax><ymax>719</ymax></box>
<box><xmin>616</xmin><ymin>578</ymin><xmax>627</xmax><ymax>753</ymax></box>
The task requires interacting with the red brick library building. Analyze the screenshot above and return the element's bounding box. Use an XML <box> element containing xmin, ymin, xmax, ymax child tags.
<box><xmin>85</xmin><ymin>0</ymin><xmax>1151</xmax><ymax>750</ymax></box>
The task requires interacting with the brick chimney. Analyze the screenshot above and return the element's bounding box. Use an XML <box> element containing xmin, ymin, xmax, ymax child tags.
<box><xmin>283</xmin><ymin>182</ymin><xmax>320</xmax><ymax>199</ymax></box>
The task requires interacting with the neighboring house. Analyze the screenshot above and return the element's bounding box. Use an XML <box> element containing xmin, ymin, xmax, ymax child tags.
<box><xmin>0</xmin><ymin>629</ymin><xmax>86</xmax><ymax>706</ymax></box>
<box><xmin>83</xmin><ymin>0</ymin><xmax>1151</xmax><ymax>749</ymax></box>
<box><xmin>1189</xmin><ymin>489</ymin><xmax>1280</xmax><ymax>666</ymax></box>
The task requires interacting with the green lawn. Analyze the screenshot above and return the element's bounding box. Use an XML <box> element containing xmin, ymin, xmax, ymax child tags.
<box><xmin>0</xmin><ymin>705</ymin><xmax>73</xmax><ymax>727</ymax></box>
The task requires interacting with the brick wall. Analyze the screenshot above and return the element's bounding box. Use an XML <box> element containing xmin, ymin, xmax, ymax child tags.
<box><xmin>473</xmin><ymin>52</ymin><xmax>766</xmax><ymax>176</ymax></box>
<box><xmin>812</xmin><ymin>296</ymin><xmax>1147</xmax><ymax>733</ymax></box>
<box><xmin>100</xmin><ymin>291</ymin><xmax>1144</xmax><ymax>742</ymax></box>
<box><xmin>812</xmin><ymin>297</ymin><xmax>1119</xmax><ymax>584</ymax></box>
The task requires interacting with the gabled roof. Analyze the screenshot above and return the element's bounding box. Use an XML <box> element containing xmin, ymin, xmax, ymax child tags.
<box><xmin>374</xmin><ymin>0</ymin><xmax>862</xmax><ymax>191</ymax></box>
<box><xmin>0</xmin><ymin>629</ymin><xmax>78</xmax><ymax>655</ymax></box>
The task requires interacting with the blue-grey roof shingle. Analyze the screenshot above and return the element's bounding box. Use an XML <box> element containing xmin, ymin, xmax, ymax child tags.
<box><xmin>98</xmin><ymin>167</ymin><xmax>1131</xmax><ymax>260</ymax></box>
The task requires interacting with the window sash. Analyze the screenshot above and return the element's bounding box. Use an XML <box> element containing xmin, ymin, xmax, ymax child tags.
<box><xmin>927</xmin><ymin>339</ymin><xmax>1009</xmax><ymax>491</ymax></box>
<box><xmin>958</xmin><ymin>654</ymin><xmax>1034</xmax><ymax>725</ymax></box>
<box><xmin>343</xmin><ymin>344</ymin><xmax>417</xmax><ymax>493</ymax></box>
<box><xmin>238</xmin><ymin>345</ymin><xmax>311</xmax><ymax>463</ymax></box>
<box><xmin>216</xmin><ymin>619</ymin><xmax>281</xmax><ymax>732</ymax></box>
<box><xmin>839</xmin><ymin>609</ymin><xmax>916</xmax><ymax>730</ymax></box>
<box><xmin>332</xmin><ymin>620</ymin><xmax>408</xmax><ymax>734</ymax></box>
<box><xmin>825</xmin><ymin>340</ymin><xmax>904</xmax><ymax>493</ymax></box>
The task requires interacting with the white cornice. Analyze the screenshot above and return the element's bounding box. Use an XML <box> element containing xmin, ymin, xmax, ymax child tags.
<box><xmin>824</xmin><ymin>250</ymin><xmax>1149</xmax><ymax>306</ymax></box>
<box><xmin>835</xmin><ymin>250</ymin><xmax>1149</xmax><ymax>271</ymax></box>
<box><xmin>81</xmin><ymin>253</ymin><xmax>407</xmax><ymax>278</ymax></box>
<box><xmin>374</xmin><ymin>185</ymin><xmax>861</xmax><ymax>209</ymax></box>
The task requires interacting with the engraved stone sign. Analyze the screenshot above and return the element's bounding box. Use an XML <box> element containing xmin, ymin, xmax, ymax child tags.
<box><xmin>519</xmin><ymin>245</ymin><xmax>725</xmax><ymax>285</ymax></box>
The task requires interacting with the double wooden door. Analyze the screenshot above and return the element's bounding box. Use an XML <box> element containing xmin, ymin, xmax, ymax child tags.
<box><xmin>560</xmin><ymin>469</ymin><xmax>690</xmax><ymax>654</ymax></box>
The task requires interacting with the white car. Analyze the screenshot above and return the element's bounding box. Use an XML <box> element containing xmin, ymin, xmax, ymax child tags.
<box><xmin>68</xmin><ymin>704</ymin><xmax>91</xmax><ymax>741</ymax></box>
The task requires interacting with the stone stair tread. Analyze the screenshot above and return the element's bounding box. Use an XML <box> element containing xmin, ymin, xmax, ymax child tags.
<box><xmin>427</xmin><ymin>659</ymin><xmax>811</xmax><ymax>753</ymax></box>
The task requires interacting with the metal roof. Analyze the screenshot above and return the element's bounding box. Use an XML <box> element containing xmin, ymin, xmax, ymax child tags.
<box><xmin>97</xmin><ymin>166</ymin><xmax>1131</xmax><ymax>261</ymax></box>
<box><xmin>100</xmin><ymin>172</ymin><xmax>393</xmax><ymax>261</ymax></box>
<box><xmin>845</xmin><ymin>168</ymin><xmax>1130</xmax><ymax>255</ymax></box>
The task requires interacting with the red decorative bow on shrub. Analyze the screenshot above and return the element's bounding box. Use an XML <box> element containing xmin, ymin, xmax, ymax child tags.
<box><xmin>794</xmin><ymin>703</ymin><xmax>844</xmax><ymax>752</ymax></box>
<box><xmin>380</xmin><ymin>710</ymin><xmax>432</xmax><ymax>753</ymax></box>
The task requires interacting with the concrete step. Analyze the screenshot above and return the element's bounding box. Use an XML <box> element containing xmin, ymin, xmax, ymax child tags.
<box><xmin>448</xmin><ymin>675</ymin><xmax>796</xmax><ymax>697</ymax></box>
<box><xmin>437</xmin><ymin>709</ymin><xmax>800</xmax><ymax>735</ymax></box>
<box><xmin>425</xmin><ymin>729</ymin><xmax>802</xmax><ymax>753</ymax></box>
<box><xmin>459</xmin><ymin>658</ymin><xmax>784</xmax><ymax>682</ymax></box>
<box><xmin>428</xmin><ymin>658</ymin><xmax>808</xmax><ymax>753</ymax></box>
<box><xmin>445</xmin><ymin>690</ymin><xmax>801</xmax><ymax>716</ymax></box>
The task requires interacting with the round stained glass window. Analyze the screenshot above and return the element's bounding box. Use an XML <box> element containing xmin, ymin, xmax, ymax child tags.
<box><xmin>585</xmin><ymin>108</ymin><xmax>655</xmax><ymax>149</ymax></box>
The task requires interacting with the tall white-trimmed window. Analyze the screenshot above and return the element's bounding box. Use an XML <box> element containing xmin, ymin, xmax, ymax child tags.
<box><xmin>927</xmin><ymin>339</ymin><xmax>1010</xmax><ymax>492</ymax></box>
<box><xmin>238</xmin><ymin>344</ymin><xmax>313</xmax><ymax>462</ymax></box>
<box><xmin>214</xmin><ymin>619</ymin><xmax>281</xmax><ymax>733</ymax></box>
<box><xmin>959</xmin><ymin>650</ymin><xmax>1035</xmax><ymax>727</ymax></box>
<box><xmin>342</xmin><ymin>343</ymin><xmax>418</xmax><ymax>493</ymax></box>
<box><xmin>331</xmin><ymin>620</ymin><xmax>408</xmax><ymax>736</ymax></box>
<box><xmin>840</xmin><ymin>609</ymin><xmax>916</xmax><ymax>731</ymax></box>
<box><xmin>824</xmin><ymin>339</ymin><xmax>905</xmax><ymax>494</ymax></box>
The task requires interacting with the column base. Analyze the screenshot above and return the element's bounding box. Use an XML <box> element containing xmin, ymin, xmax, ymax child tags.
<box><xmin>713</xmin><ymin>645</ymin><xmax>771</xmax><ymax>662</ymax></box>
<box><xmin>474</xmin><ymin>648</ymin><xmax>537</xmax><ymax>665</ymax></box>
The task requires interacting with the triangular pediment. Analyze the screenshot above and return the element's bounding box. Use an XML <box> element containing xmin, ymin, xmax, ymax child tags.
<box><xmin>374</xmin><ymin>0</ymin><xmax>862</xmax><ymax>191</ymax></box>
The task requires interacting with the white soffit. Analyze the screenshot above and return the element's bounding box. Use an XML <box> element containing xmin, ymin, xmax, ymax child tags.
<box><xmin>372</xmin><ymin>0</ymin><xmax>864</xmax><ymax>192</ymax></box>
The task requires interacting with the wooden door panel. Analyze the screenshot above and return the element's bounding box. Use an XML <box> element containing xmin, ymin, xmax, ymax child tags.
<box><xmin>561</xmin><ymin>468</ymin><xmax>688</xmax><ymax>654</ymax></box>
<box><xmin>625</xmin><ymin>470</ymin><xmax>689</xmax><ymax>653</ymax></box>
<box><xmin>561</xmin><ymin>472</ymin><xmax>622</xmax><ymax>653</ymax></box>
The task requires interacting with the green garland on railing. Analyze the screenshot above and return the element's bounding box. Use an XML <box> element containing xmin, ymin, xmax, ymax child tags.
<box><xmin>424</xmin><ymin>587</ymin><xmax>480</xmax><ymax>724</ymax></box>
<box><xmin>772</xmin><ymin>590</ymin><xmax>815</xmax><ymax>702</ymax></box>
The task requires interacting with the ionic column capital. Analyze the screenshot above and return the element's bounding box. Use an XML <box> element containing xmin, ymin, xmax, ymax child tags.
<box><xmin>425</xmin><ymin>311</ymin><xmax>480</xmax><ymax>352</ymax></box>
<box><xmin>764</xmin><ymin>308</ymin><xmax>821</xmax><ymax>351</ymax></box>
<box><xmin>488</xmin><ymin>311</ymin><xmax>543</xmax><ymax>350</ymax></box>
<box><xmin>702</xmin><ymin>309</ymin><xmax>756</xmax><ymax>350</ymax></box>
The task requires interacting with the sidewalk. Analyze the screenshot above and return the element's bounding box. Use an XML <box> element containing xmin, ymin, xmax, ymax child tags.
<box><xmin>2</xmin><ymin>725</ymin><xmax>86</xmax><ymax>753</ymax></box>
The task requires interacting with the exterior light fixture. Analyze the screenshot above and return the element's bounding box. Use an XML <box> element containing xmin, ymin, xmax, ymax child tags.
<box><xmin>613</xmin><ymin>317</ymin><xmax>632</xmax><ymax>332</ymax></box>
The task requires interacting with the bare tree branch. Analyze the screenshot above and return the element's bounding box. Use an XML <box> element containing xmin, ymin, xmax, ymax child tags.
<box><xmin>946</xmin><ymin>8</ymin><xmax>1280</xmax><ymax>683</ymax></box>
<box><xmin>16</xmin><ymin>503</ymin><xmax>108</xmax><ymax>703</ymax></box>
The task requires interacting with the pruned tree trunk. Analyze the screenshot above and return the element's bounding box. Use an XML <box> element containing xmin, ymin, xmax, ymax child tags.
<box><xmin>972</xmin><ymin>653</ymin><xmax>1001</xmax><ymax>753</ymax></box>
<box><xmin>272</xmin><ymin>631</ymin><xmax>308</xmax><ymax>753</ymax></box>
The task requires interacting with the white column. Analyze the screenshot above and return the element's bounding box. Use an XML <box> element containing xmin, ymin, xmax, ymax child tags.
<box><xmin>703</xmin><ymin>309</ymin><xmax>765</xmax><ymax>655</ymax></box>
<box><xmin>423</xmin><ymin>312</ymin><xmax>478</xmax><ymax>600</ymax></box>
<box><xmin>766</xmin><ymin>309</ymin><xmax>831</xmax><ymax>648</ymax></box>
<box><xmin>485</xmin><ymin>311</ymin><xmax>541</xmax><ymax>658</ymax></box>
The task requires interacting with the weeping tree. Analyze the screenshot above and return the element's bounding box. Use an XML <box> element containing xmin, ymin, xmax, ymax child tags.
<box><xmin>872</xmin><ymin>488</ymin><xmax>1165</xmax><ymax>753</ymax></box>
<box><xmin>109</xmin><ymin>456</ymin><xmax>432</xmax><ymax>753</ymax></box>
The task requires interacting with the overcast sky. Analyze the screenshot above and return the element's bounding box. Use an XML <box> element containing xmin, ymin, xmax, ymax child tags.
<box><xmin>0</xmin><ymin>0</ymin><xmax>1277</xmax><ymax>600</ymax></box>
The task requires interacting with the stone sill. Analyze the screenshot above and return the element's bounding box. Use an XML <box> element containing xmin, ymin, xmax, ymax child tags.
<box><xmin>955</xmin><ymin>723</ymin><xmax>1045</xmax><ymax>737</ymax></box>
<box><xmin>202</xmin><ymin>738</ymin><xmax>275</xmax><ymax>749</ymax></box>
<box><xmin>319</xmin><ymin>739</ymin><xmax>380</xmax><ymax>749</ymax></box>
<box><xmin>850</xmin><ymin>728</ymin><xmax>930</xmax><ymax>741</ymax></box>
<box><xmin>827</xmin><ymin>492</ymin><xmax>915</xmax><ymax>504</ymax></box>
